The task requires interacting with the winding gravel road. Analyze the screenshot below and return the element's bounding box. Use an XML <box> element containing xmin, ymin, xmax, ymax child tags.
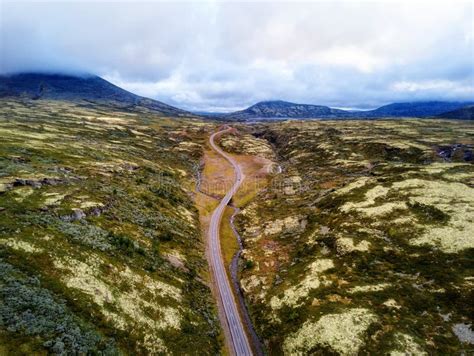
<box><xmin>208</xmin><ymin>127</ymin><xmax>253</xmax><ymax>356</ymax></box>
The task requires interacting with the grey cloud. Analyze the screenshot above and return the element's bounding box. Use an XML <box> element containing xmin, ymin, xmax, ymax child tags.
<box><xmin>1</xmin><ymin>1</ymin><xmax>473</xmax><ymax>111</ymax></box>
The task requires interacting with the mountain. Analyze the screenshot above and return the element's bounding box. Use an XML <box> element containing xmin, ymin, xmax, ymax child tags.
<box><xmin>0</xmin><ymin>73</ymin><xmax>193</xmax><ymax>117</ymax></box>
<box><xmin>223</xmin><ymin>100</ymin><xmax>474</xmax><ymax>120</ymax></box>
<box><xmin>224</xmin><ymin>100</ymin><xmax>348</xmax><ymax>120</ymax></box>
<box><xmin>363</xmin><ymin>101</ymin><xmax>474</xmax><ymax>118</ymax></box>
<box><xmin>437</xmin><ymin>105</ymin><xmax>474</xmax><ymax>120</ymax></box>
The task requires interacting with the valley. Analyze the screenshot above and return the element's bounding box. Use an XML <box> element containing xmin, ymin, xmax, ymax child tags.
<box><xmin>2</xmin><ymin>0</ymin><xmax>473</xmax><ymax>354</ymax></box>
<box><xmin>0</xmin><ymin>80</ymin><xmax>473</xmax><ymax>356</ymax></box>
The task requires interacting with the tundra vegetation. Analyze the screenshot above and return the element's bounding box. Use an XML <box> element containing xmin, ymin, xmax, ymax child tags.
<box><xmin>226</xmin><ymin>119</ymin><xmax>474</xmax><ymax>355</ymax></box>
<box><xmin>2</xmin><ymin>97</ymin><xmax>473</xmax><ymax>356</ymax></box>
<box><xmin>0</xmin><ymin>99</ymin><xmax>221</xmax><ymax>354</ymax></box>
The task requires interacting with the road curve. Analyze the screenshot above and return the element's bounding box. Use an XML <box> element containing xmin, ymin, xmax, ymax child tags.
<box><xmin>208</xmin><ymin>127</ymin><xmax>253</xmax><ymax>356</ymax></box>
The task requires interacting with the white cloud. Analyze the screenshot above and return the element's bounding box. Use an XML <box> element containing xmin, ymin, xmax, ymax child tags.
<box><xmin>391</xmin><ymin>80</ymin><xmax>474</xmax><ymax>96</ymax></box>
<box><xmin>316</xmin><ymin>46</ymin><xmax>385</xmax><ymax>73</ymax></box>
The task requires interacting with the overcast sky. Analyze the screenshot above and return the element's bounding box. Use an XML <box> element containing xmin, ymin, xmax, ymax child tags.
<box><xmin>1</xmin><ymin>0</ymin><xmax>473</xmax><ymax>111</ymax></box>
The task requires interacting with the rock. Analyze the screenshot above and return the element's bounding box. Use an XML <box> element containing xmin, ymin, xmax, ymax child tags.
<box><xmin>12</xmin><ymin>177</ymin><xmax>65</xmax><ymax>188</ymax></box>
<box><xmin>123</xmin><ymin>163</ymin><xmax>140</xmax><ymax>171</ymax></box>
<box><xmin>336</xmin><ymin>237</ymin><xmax>371</xmax><ymax>254</ymax></box>
<box><xmin>383</xmin><ymin>299</ymin><xmax>401</xmax><ymax>309</ymax></box>
<box><xmin>11</xmin><ymin>156</ymin><xmax>29</xmax><ymax>163</ymax></box>
<box><xmin>13</xmin><ymin>178</ymin><xmax>27</xmax><ymax>186</ymax></box>
<box><xmin>165</xmin><ymin>253</ymin><xmax>188</xmax><ymax>271</ymax></box>
<box><xmin>464</xmin><ymin>150</ymin><xmax>473</xmax><ymax>162</ymax></box>
<box><xmin>90</xmin><ymin>207</ymin><xmax>102</xmax><ymax>217</ymax></box>
<box><xmin>452</xmin><ymin>323</ymin><xmax>474</xmax><ymax>344</ymax></box>
<box><xmin>26</xmin><ymin>179</ymin><xmax>42</xmax><ymax>188</ymax></box>
<box><xmin>320</xmin><ymin>226</ymin><xmax>330</xmax><ymax>235</ymax></box>
<box><xmin>274</xmin><ymin>274</ymin><xmax>283</xmax><ymax>285</ymax></box>
<box><xmin>52</xmin><ymin>166</ymin><xmax>73</xmax><ymax>174</ymax></box>
<box><xmin>71</xmin><ymin>208</ymin><xmax>86</xmax><ymax>221</ymax></box>
<box><xmin>41</xmin><ymin>178</ymin><xmax>64</xmax><ymax>186</ymax></box>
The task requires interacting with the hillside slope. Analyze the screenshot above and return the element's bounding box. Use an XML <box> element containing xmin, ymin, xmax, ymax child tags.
<box><xmin>438</xmin><ymin>105</ymin><xmax>474</xmax><ymax>120</ymax></box>
<box><xmin>0</xmin><ymin>98</ymin><xmax>220</xmax><ymax>354</ymax></box>
<box><xmin>365</xmin><ymin>101</ymin><xmax>473</xmax><ymax>118</ymax></box>
<box><xmin>225</xmin><ymin>120</ymin><xmax>474</xmax><ymax>354</ymax></box>
<box><xmin>0</xmin><ymin>73</ymin><xmax>193</xmax><ymax>117</ymax></box>
<box><xmin>225</xmin><ymin>100</ymin><xmax>347</xmax><ymax>120</ymax></box>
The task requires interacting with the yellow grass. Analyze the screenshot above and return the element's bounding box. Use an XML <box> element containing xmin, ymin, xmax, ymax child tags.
<box><xmin>200</xmin><ymin>149</ymin><xmax>234</xmax><ymax>198</ymax></box>
<box><xmin>231</xmin><ymin>154</ymin><xmax>272</xmax><ymax>208</ymax></box>
<box><xmin>220</xmin><ymin>206</ymin><xmax>240</xmax><ymax>268</ymax></box>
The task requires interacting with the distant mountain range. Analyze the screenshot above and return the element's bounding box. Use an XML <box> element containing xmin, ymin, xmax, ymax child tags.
<box><xmin>223</xmin><ymin>100</ymin><xmax>348</xmax><ymax>120</ymax></box>
<box><xmin>1</xmin><ymin>73</ymin><xmax>472</xmax><ymax>120</ymax></box>
<box><xmin>0</xmin><ymin>73</ymin><xmax>193</xmax><ymax>117</ymax></box>
<box><xmin>366</xmin><ymin>101</ymin><xmax>474</xmax><ymax>118</ymax></box>
<box><xmin>221</xmin><ymin>100</ymin><xmax>474</xmax><ymax>120</ymax></box>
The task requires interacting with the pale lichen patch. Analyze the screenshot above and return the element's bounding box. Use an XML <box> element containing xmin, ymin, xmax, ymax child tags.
<box><xmin>420</xmin><ymin>162</ymin><xmax>470</xmax><ymax>174</ymax></box>
<box><xmin>392</xmin><ymin>179</ymin><xmax>474</xmax><ymax>252</ymax></box>
<box><xmin>356</xmin><ymin>202</ymin><xmax>407</xmax><ymax>217</ymax></box>
<box><xmin>43</xmin><ymin>192</ymin><xmax>67</xmax><ymax>206</ymax></box>
<box><xmin>270</xmin><ymin>259</ymin><xmax>334</xmax><ymax>310</ymax></box>
<box><xmin>341</xmin><ymin>185</ymin><xmax>389</xmax><ymax>210</ymax></box>
<box><xmin>54</xmin><ymin>254</ymin><xmax>182</xmax><ymax>343</ymax></box>
<box><xmin>283</xmin><ymin>308</ymin><xmax>377</xmax><ymax>355</ymax></box>
<box><xmin>347</xmin><ymin>283</ymin><xmax>391</xmax><ymax>294</ymax></box>
<box><xmin>116</xmin><ymin>265</ymin><xmax>182</xmax><ymax>302</ymax></box>
<box><xmin>79</xmin><ymin>201</ymin><xmax>104</xmax><ymax>209</ymax></box>
<box><xmin>264</xmin><ymin>216</ymin><xmax>302</xmax><ymax>236</ymax></box>
<box><xmin>241</xmin><ymin>275</ymin><xmax>268</xmax><ymax>301</ymax></box>
<box><xmin>54</xmin><ymin>256</ymin><xmax>113</xmax><ymax>307</ymax></box>
<box><xmin>177</xmin><ymin>205</ymin><xmax>195</xmax><ymax>226</ymax></box>
<box><xmin>93</xmin><ymin>116</ymin><xmax>129</xmax><ymax>124</ymax></box>
<box><xmin>335</xmin><ymin>177</ymin><xmax>372</xmax><ymax>196</ymax></box>
<box><xmin>140</xmin><ymin>335</ymin><xmax>169</xmax><ymax>355</ymax></box>
<box><xmin>0</xmin><ymin>238</ymin><xmax>43</xmax><ymax>253</ymax></box>
<box><xmin>12</xmin><ymin>187</ymin><xmax>34</xmax><ymax>202</ymax></box>
<box><xmin>336</xmin><ymin>237</ymin><xmax>371</xmax><ymax>254</ymax></box>
<box><xmin>389</xmin><ymin>332</ymin><xmax>427</xmax><ymax>355</ymax></box>
<box><xmin>383</xmin><ymin>299</ymin><xmax>402</xmax><ymax>309</ymax></box>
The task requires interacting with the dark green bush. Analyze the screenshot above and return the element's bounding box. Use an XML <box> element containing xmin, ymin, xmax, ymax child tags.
<box><xmin>0</xmin><ymin>260</ymin><xmax>117</xmax><ymax>355</ymax></box>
